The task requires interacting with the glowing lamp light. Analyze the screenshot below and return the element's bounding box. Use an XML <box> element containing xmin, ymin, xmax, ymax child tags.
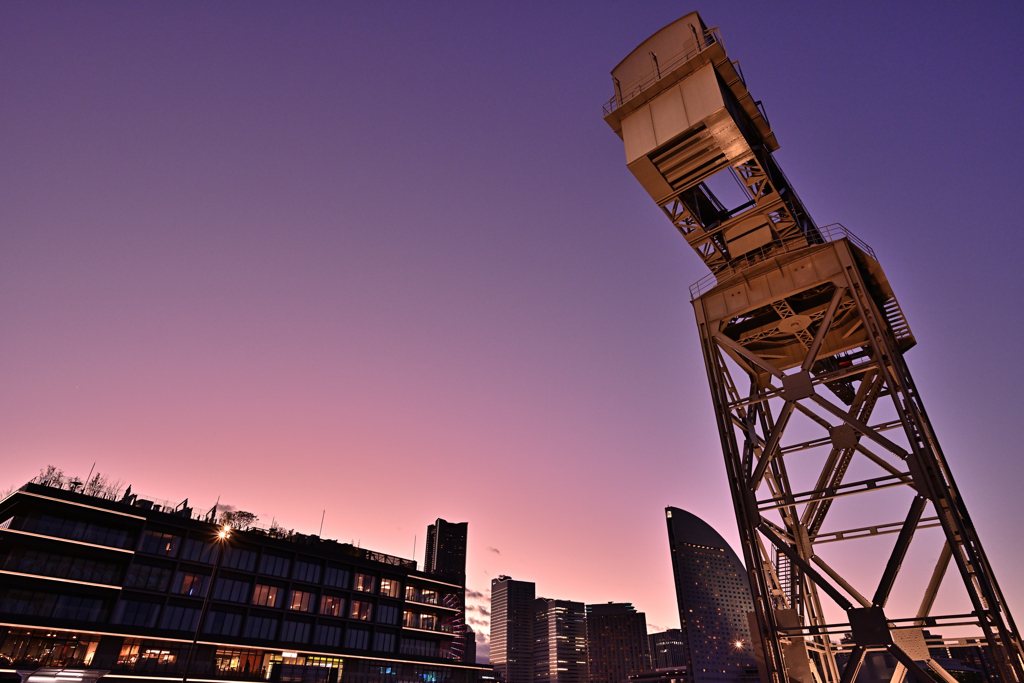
<box><xmin>219</xmin><ymin>524</ymin><xmax>231</xmax><ymax>539</ymax></box>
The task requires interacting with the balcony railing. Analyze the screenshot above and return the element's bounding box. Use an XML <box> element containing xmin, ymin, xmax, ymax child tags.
<box><xmin>19</xmin><ymin>479</ymin><xmax>416</xmax><ymax>570</ymax></box>
<box><xmin>688</xmin><ymin>224</ymin><xmax>876</xmax><ymax>299</ymax></box>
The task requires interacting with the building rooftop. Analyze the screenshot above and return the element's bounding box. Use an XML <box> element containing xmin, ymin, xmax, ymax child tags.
<box><xmin>9</xmin><ymin>465</ymin><xmax>417</xmax><ymax>570</ymax></box>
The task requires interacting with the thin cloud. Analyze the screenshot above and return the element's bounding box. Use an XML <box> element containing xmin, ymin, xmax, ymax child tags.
<box><xmin>487</xmin><ymin>546</ymin><xmax>500</xmax><ymax>554</ymax></box>
<box><xmin>466</xmin><ymin>589</ymin><xmax>485</xmax><ymax>599</ymax></box>
<box><xmin>467</xmin><ymin>604</ymin><xmax>491</xmax><ymax>617</ymax></box>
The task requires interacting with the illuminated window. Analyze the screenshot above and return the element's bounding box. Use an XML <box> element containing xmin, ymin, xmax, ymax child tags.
<box><xmin>379</xmin><ymin>577</ymin><xmax>401</xmax><ymax>598</ymax></box>
<box><xmin>403</xmin><ymin>611</ymin><xmax>437</xmax><ymax>630</ymax></box>
<box><xmin>405</xmin><ymin>586</ymin><xmax>437</xmax><ymax>604</ymax></box>
<box><xmin>350</xmin><ymin>600</ymin><xmax>373</xmax><ymax>621</ymax></box>
<box><xmin>253</xmin><ymin>584</ymin><xmax>281</xmax><ymax>607</ymax></box>
<box><xmin>354</xmin><ymin>573</ymin><xmax>376</xmax><ymax>593</ymax></box>
<box><xmin>320</xmin><ymin>594</ymin><xmax>345</xmax><ymax>617</ymax></box>
<box><xmin>214</xmin><ymin>649</ymin><xmax>262</xmax><ymax>675</ymax></box>
<box><xmin>289</xmin><ymin>589</ymin><xmax>315</xmax><ymax>612</ymax></box>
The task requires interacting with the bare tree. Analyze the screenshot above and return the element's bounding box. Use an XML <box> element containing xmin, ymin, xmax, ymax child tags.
<box><xmin>83</xmin><ymin>473</ymin><xmax>109</xmax><ymax>497</ymax></box>
<box><xmin>220</xmin><ymin>510</ymin><xmax>258</xmax><ymax>530</ymax></box>
<box><xmin>103</xmin><ymin>479</ymin><xmax>126</xmax><ymax>500</ymax></box>
<box><xmin>34</xmin><ymin>465</ymin><xmax>65</xmax><ymax>488</ymax></box>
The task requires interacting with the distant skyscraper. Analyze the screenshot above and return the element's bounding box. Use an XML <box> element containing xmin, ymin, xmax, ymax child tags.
<box><xmin>665</xmin><ymin>507</ymin><xmax>756</xmax><ymax>683</ymax></box>
<box><xmin>465</xmin><ymin>622</ymin><xmax>478</xmax><ymax>664</ymax></box>
<box><xmin>492</xmin><ymin>576</ymin><xmax>536</xmax><ymax>683</ymax></box>
<box><xmin>425</xmin><ymin>518</ymin><xmax>468</xmax><ymax>584</ymax></box>
<box><xmin>425</xmin><ymin>519</ymin><xmax>469</xmax><ymax>661</ymax></box>
<box><xmin>535</xmin><ymin>598</ymin><xmax>588</xmax><ymax>683</ymax></box>
<box><xmin>650</xmin><ymin>629</ymin><xmax>688</xmax><ymax>669</ymax></box>
<box><xmin>586</xmin><ymin>602</ymin><xmax>651</xmax><ymax>683</ymax></box>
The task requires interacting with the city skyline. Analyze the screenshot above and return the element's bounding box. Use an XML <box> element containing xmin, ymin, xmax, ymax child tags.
<box><xmin>2</xmin><ymin>0</ymin><xmax>1023</xmax><ymax>667</ymax></box>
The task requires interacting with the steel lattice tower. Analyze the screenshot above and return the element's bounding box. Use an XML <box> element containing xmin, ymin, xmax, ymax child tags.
<box><xmin>603</xmin><ymin>13</ymin><xmax>1023</xmax><ymax>683</ymax></box>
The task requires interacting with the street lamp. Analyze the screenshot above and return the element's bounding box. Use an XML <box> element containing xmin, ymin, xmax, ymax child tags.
<box><xmin>182</xmin><ymin>524</ymin><xmax>231</xmax><ymax>683</ymax></box>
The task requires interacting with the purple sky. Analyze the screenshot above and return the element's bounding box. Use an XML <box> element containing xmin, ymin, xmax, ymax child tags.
<box><xmin>2</xmin><ymin>2</ymin><xmax>1023</xmax><ymax>662</ymax></box>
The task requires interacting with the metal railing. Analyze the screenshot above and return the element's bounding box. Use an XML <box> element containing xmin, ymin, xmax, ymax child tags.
<box><xmin>688</xmin><ymin>224</ymin><xmax>876</xmax><ymax>299</ymax></box>
<box><xmin>603</xmin><ymin>28</ymin><xmax>722</xmax><ymax>116</ymax></box>
<box><xmin>21</xmin><ymin>481</ymin><xmax>416</xmax><ymax>570</ymax></box>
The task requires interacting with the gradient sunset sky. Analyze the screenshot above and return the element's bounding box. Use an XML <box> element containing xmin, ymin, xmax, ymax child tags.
<box><xmin>2</xmin><ymin>1</ymin><xmax>1023</xmax><ymax>661</ymax></box>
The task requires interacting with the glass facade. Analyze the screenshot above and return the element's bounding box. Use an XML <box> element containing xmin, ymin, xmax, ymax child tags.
<box><xmin>665</xmin><ymin>507</ymin><xmax>756</xmax><ymax>683</ymax></box>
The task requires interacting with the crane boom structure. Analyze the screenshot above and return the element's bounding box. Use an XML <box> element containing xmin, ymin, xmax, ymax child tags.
<box><xmin>604</xmin><ymin>13</ymin><xmax>1024</xmax><ymax>683</ymax></box>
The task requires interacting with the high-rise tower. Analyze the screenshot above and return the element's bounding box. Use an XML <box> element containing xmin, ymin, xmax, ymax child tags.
<box><xmin>425</xmin><ymin>519</ymin><xmax>469</xmax><ymax>662</ymax></box>
<box><xmin>666</xmin><ymin>507</ymin><xmax>755</xmax><ymax>683</ymax></box>
<box><xmin>586</xmin><ymin>603</ymin><xmax>651</xmax><ymax>683</ymax></box>
<box><xmin>492</xmin><ymin>576</ymin><xmax>536</xmax><ymax>683</ymax></box>
<box><xmin>425</xmin><ymin>518</ymin><xmax>468</xmax><ymax>585</ymax></box>
<box><xmin>603</xmin><ymin>12</ymin><xmax>1023</xmax><ymax>683</ymax></box>
<box><xmin>649</xmin><ymin>630</ymin><xmax>688</xmax><ymax>670</ymax></box>
<box><xmin>535</xmin><ymin>598</ymin><xmax>588</xmax><ymax>683</ymax></box>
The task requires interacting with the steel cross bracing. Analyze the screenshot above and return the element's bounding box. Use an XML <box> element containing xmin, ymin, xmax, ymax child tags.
<box><xmin>696</xmin><ymin>255</ymin><xmax>1024</xmax><ymax>683</ymax></box>
<box><xmin>603</xmin><ymin>12</ymin><xmax>1024</xmax><ymax>683</ymax></box>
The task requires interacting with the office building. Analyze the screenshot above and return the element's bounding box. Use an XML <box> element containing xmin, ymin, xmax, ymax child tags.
<box><xmin>424</xmin><ymin>520</ymin><xmax>468</xmax><ymax>586</ymax></box>
<box><xmin>649</xmin><ymin>630</ymin><xmax>687</xmax><ymax>669</ymax></box>
<box><xmin>464</xmin><ymin>623</ymin><xmax>477</xmax><ymax>665</ymax></box>
<box><xmin>0</xmin><ymin>476</ymin><xmax>490</xmax><ymax>683</ymax></box>
<box><xmin>534</xmin><ymin>598</ymin><xmax>587</xmax><ymax>683</ymax></box>
<box><xmin>423</xmin><ymin>519</ymin><xmax>469</xmax><ymax>663</ymax></box>
<box><xmin>490</xmin><ymin>576</ymin><xmax>535</xmax><ymax>683</ymax></box>
<box><xmin>585</xmin><ymin>603</ymin><xmax>650</xmax><ymax>683</ymax></box>
<box><xmin>665</xmin><ymin>508</ymin><xmax>755</xmax><ymax>683</ymax></box>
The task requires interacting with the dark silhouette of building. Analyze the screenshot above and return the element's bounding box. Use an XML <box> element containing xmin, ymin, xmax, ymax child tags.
<box><xmin>534</xmin><ymin>598</ymin><xmax>587</xmax><ymax>683</ymax></box>
<box><xmin>650</xmin><ymin>630</ymin><xmax>688</xmax><ymax>669</ymax></box>
<box><xmin>585</xmin><ymin>602</ymin><xmax>651</xmax><ymax>683</ymax></box>
<box><xmin>465</xmin><ymin>623</ymin><xmax>477</xmax><ymax>664</ymax></box>
<box><xmin>491</xmin><ymin>576</ymin><xmax>535</xmax><ymax>683</ymax></box>
<box><xmin>0</xmin><ymin>478</ymin><xmax>489</xmax><ymax>683</ymax></box>
<box><xmin>425</xmin><ymin>519</ymin><xmax>469</xmax><ymax>663</ymax></box>
<box><xmin>665</xmin><ymin>507</ymin><xmax>755</xmax><ymax>683</ymax></box>
<box><xmin>425</xmin><ymin>519</ymin><xmax>468</xmax><ymax>585</ymax></box>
